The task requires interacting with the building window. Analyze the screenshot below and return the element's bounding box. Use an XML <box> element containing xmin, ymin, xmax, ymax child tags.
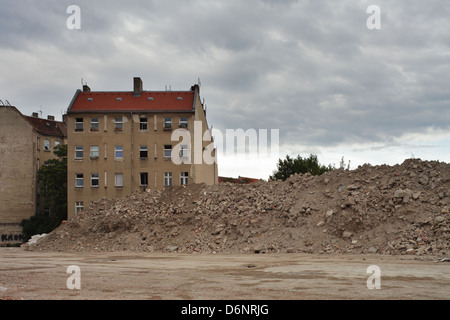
<box><xmin>179</xmin><ymin>145</ymin><xmax>189</xmax><ymax>158</ymax></box>
<box><xmin>163</xmin><ymin>145</ymin><xmax>172</xmax><ymax>158</ymax></box>
<box><xmin>90</xmin><ymin>118</ymin><xmax>99</xmax><ymax>131</ymax></box>
<box><xmin>139</xmin><ymin>145</ymin><xmax>148</xmax><ymax>158</ymax></box>
<box><xmin>91</xmin><ymin>173</ymin><xmax>99</xmax><ymax>187</ymax></box>
<box><xmin>179</xmin><ymin>117</ymin><xmax>188</xmax><ymax>128</ymax></box>
<box><xmin>54</xmin><ymin>141</ymin><xmax>60</xmax><ymax>149</ymax></box>
<box><xmin>90</xmin><ymin>145</ymin><xmax>99</xmax><ymax>159</ymax></box>
<box><xmin>180</xmin><ymin>172</ymin><xmax>189</xmax><ymax>185</ymax></box>
<box><xmin>164</xmin><ymin>172</ymin><xmax>172</xmax><ymax>187</ymax></box>
<box><xmin>75</xmin><ymin>174</ymin><xmax>84</xmax><ymax>188</ymax></box>
<box><xmin>114</xmin><ymin>117</ymin><xmax>123</xmax><ymax>131</ymax></box>
<box><xmin>140</xmin><ymin>172</ymin><xmax>148</xmax><ymax>186</ymax></box>
<box><xmin>75</xmin><ymin>146</ymin><xmax>83</xmax><ymax>159</ymax></box>
<box><xmin>43</xmin><ymin>139</ymin><xmax>50</xmax><ymax>152</ymax></box>
<box><xmin>43</xmin><ymin>206</ymin><xmax>51</xmax><ymax>217</ymax></box>
<box><xmin>139</xmin><ymin>117</ymin><xmax>148</xmax><ymax>131</ymax></box>
<box><xmin>75</xmin><ymin>118</ymin><xmax>83</xmax><ymax>131</ymax></box>
<box><xmin>115</xmin><ymin>146</ymin><xmax>123</xmax><ymax>159</ymax></box>
<box><xmin>115</xmin><ymin>173</ymin><xmax>124</xmax><ymax>187</ymax></box>
<box><xmin>163</xmin><ymin>117</ymin><xmax>172</xmax><ymax>130</ymax></box>
<box><xmin>75</xmin><ymin>201</ymin><xmax>84</xmax><ymax>214</ymax></box>
<box><xmin>37</xmin><ymin>137</ymin><xmax>40</xmax><ymax>150</ymax></box>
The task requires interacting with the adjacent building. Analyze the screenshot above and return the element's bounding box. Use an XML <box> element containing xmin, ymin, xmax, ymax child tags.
<box><xmin>0</xmin><ymin>106</ymin><xmax>67</xmax><ymax>244</ymax></box>
<box><xmin>66</xmin><ymin>77</ymin><xmax>218</xmax><ymax>218</ymax></box>
<box><xmin>218</xmin><ymin>176</ymin><xmax>261</xmax><ymax>184</ymax></box>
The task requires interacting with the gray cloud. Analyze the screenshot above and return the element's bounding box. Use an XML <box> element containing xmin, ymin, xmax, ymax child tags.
<box><xmin>0</xmin><ymin>0</ymin><xmax>449</xmax><ymax>169</ymax></box>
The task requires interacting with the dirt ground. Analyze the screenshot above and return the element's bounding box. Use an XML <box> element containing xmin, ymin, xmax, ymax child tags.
<box><xmin>0</xmin><ymin>247</ymin><xmax>449</xmax><ymax>300</ymax></box>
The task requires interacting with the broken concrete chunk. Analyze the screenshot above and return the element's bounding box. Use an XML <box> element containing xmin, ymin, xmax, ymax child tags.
<box><xmin>343</xmin><ymin>231</ymin><xmax>353</xmax><ymax>239</ymax></box>
<box><xmin>394</xmin><ymin>189</ymin><xmax>412</xmax><ymax>198</ymax></box>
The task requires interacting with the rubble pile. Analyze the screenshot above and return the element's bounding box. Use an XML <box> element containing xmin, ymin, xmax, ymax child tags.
<box><xmin>34</xmin><ymin>158</ymin><xmax>449</xmax><ymax>256</ymax></box>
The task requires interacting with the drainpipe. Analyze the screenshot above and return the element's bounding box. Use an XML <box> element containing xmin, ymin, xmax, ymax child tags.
<box><xmin>130</xmin><ymin>112</ymin><xmax>134</xmax><ymax>193</ymax></box>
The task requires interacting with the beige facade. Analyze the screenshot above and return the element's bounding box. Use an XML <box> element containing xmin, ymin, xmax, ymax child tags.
<box><xmin>0</xmin><ymin>106</ymin><xmax>67</xmax><ymax>244</ymax></box>
<box><xmin>66</xmin><ymin>78</ymin><xmax>218</xmax><ymax>218</ymax></box>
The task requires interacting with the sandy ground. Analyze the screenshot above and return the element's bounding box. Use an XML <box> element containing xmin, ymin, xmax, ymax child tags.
<box><xmin>0</xmin><ymin>247</ymin><xmax>449</xmax><ymax>300</ymax></box>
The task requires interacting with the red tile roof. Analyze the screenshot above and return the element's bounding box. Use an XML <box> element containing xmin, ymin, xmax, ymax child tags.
<box><xmin>25</xmin><ymin>116</ymin><xmax>67</xmax><ymax>138</ymax></box>
<box><xmin>218</xmin><ymin>176</ymin><xmax>261</xmax><ymax>184</ymax></box>
<box><xmin>68</xmin><ymin>91</ymin><xmax>195</xmax><ymax>113</ymax></box>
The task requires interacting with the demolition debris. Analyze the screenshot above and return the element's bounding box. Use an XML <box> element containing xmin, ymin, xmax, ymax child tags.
<box><xmin>31</xmin><ymin>159</ymin><xmax>449</xmax><ymax>256</ymax></box>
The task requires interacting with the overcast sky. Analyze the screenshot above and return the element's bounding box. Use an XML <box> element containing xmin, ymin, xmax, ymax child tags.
<box><xmin>1</xmin><ymin>0</ymin><xmax>449</xmax><ymax>179</ymax></box>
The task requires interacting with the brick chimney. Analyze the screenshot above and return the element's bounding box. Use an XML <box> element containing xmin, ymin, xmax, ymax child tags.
<box><xmin>32</xmin><ymin>112</ymin><xmax>39</xmax><ymax>118</ymax></box>
<box><xmin>83</xmin><ymin>84</ymin><xmax>91</xmax><ymax>92</ymax></box>
<box><xmin>47</xmin><ymin>115</ymin><xmax>55</xmax><ymax>121</ymax></box>
<box><xmin>133</xmin><ymin>77</ymin><xmax>143</xmax><ymax>96</ymax></box>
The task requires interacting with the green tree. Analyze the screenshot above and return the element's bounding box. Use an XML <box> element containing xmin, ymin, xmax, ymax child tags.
<box><xmin>21</xmin><ymin>144</ymin><xmax>67</xmax><ymax>240</ymax></box>
<box><xmin>269</xmin><ymin>154</ymin><xmax>333</xmax><ymax>181</ymax></box>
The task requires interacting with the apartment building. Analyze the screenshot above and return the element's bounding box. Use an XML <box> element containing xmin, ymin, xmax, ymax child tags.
<box><xmin>66</xmin><ymin>77</ymin><xmax>218</xmax><ymax>218</ymax></box>
<box><xmin>0</xmin><ymin>106</ymin><xmax>67</xmax><ymax>244</ymax></box>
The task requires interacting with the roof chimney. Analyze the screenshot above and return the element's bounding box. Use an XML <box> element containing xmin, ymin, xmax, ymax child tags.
<box><xmin>47</xmin><ymin>115</ymin><xmax>55</xmax><ymax>121</ymax></box>
<box><xmin>32</xmin><ymin>112</ymin><xmax>39</xmax><ymax>118</ymax></box>
<box><xmin>133</xmin><ymin>77</ymin><xmax>143</xmax><ymax>96</ymax></box>
<box><xmin>83</xmin><ymin>84</ymin><xmax>91</xmax><ymax>92</ymax></box>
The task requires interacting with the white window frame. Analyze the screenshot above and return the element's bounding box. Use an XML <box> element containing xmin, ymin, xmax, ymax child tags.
<box><xmin>163</xmin><ymin>145</ymin><xmax>172</xmax><ymax>158</ymax></box>
<box><xmin>179</xmin><ymin>117</ymin><xmax>188</xmax><ymax>128</ymax></box>
<box><xmin>91</xmin><ymin>173</ymin><xmax>99</xmax><ymax>188</ymax></box>
<box><xmin>164</xmin><ymin>172</ymin><xmax>173</xmax><ymax>187</ymax></box>
<box><xmin>179</xmin><ymin>145</ymin><xmax>189</xmax><ymax>158</ymax></box>
<box><xmin>75</xmin><ymin>174</ymin><xmax>84</xmax><ymax>188</ymax></box>
<box><xmin>75</xmin><ymin>118</ymin><xmax>83</xmax><ymax>131</ymax></box>
<box><xmin>139</xmin><ymin>117</ymin><xmax>148</xmax><ymax>131</ymax></box>
<box><xmin>75</xmin><ymin>146</ymin><xmax>83</xmax><ymax>159</ymax></box>
<box><xmin>90</xmin><ymin>145</ymin><xmax>99</xmax><ymax>159</ymax></box>
<box><xmin>180</xmin><ymin>172</ymin><xmax>189</xmax><ymax>185</ymax></box>
<box><xmin>163</xmin><ymin>117</ymin><xmax>172</xmax><ymax>130</ymax></box>
<box><xmin>114</xmin><ymin>117</ymin><xmax>123</xmax><ymax>131</ymax></box>
<box><xmin>90</xmin><ymin>118</ymin><xmax>99</xmax><ymax>131</ymax></box>
<box><xmin>139</xmin><ymin>145</ymin><xmax>148</xmax><ymax>159</ymax></box>
<box><xmin>115</xmin><ymin>173</ymin><xmax>124</xmax><ymax>187</ymax></box>
<box><xmin>75</xmin><ymin>201</ymin><xmax>84</xmax><ymax>214</ymax></box>
<box><xmin>115</xmin><ymin>146</ymin><xmax>123</xmax><ymax>159</ymax></box>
